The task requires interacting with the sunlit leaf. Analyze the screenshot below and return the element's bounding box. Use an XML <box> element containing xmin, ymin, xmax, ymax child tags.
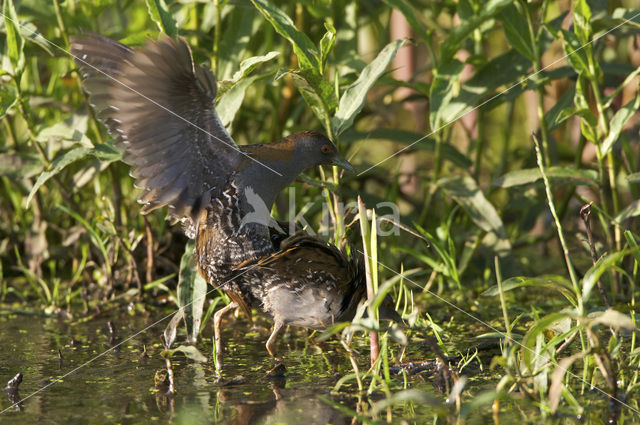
<box><xmin>3</xmin><ymin>0</ymin><xmax>25</xmax><ymax>74</ymax></box>
<box><xmin>319</xmin><ymin>22</ymin><xmax>335</xmax><ymax>71</ymax></box>
<box><xmin>286</xmin><ymin>70</ymin><xmax>333</xmax><ymax>133</ymax></box>
<box><xmin>173</xmin><ymin>345</ymin><xmax>208</xmax><ymax>362</ymax></box>
<box><xmin>27</xmin><ymin>147</ymin><xmax>91</xmax><ymax>207</ymax></box>
<box><xmin>522</xmin><ymin>310</ymin><xmax>576</xmax><ymax>366</ymax></box>
<box><xmin>332</xmin><ymin>39</ymin><xmax>405</xmax><ymax>138</ymax></box>
<box><xmin>177</xmin><ymin>240</ymin><xmax>207</xmax><ymax>342</ymax></box>
<box><xmin>582</xmin><ymin>248</ymin><xmax>640</xmax><ymax>303</ymax></box>
<box><xmin>89</xmin><ymin>141</ymin><xmax>122</xmax><ymax>163</ymax></box>
<box><xmin>613</xmin><ymin>200</ymin><xmax>640</xmax><ymax>224</ymax></box>
<box><xmin>573</xmin><ymin>0</ymin><xmax>592</xmax><ymax>45</ymax></box>
<box><xmin>482</xmin><ymin>275</ymin><xmax>576</xmax><ymax>306</ymax></box>
<box><xmin>228</xmin><ymin>51</ymin><xmax>280</xmax><ymax>85</ymax></box>
<box><xmin>251</xmin><ymin>0</ymin><xmax>321</xmax><ymax>70</ymax></box>
<box><xmin>429</xmin><ymin>59</ymin><xmax>464</xmax><ymax>130</ymax></box>
<box><xmin>590</xmin><ymin>309</ymin><xmax>636</xmax><ymax>331</ymax></box>
<box><xmin>217</xmin><ymin>75</ymin><xmax>261</xmax><ymax>127</ymax></box>
<box><xmin>145</xmin><ymin>0</ymin><xmax>178</xmax><ymax>38</ymax></box>
<box><xmin>601</xmin><ymin>93</ymin><xmax>640</xmax><ymax>155</ymax></box>
<box><xmin>0</xmin><ymin>83</ymin><xmax>18</xmax><ymax>119</ymax></box>
<box><xmin>163</xmin><ymin>309</ymin><xmax>184</xmax><ymax>349</ymax></box>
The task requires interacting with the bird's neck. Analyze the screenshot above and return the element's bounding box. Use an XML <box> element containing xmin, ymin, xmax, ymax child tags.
<box><xmin>237</xmin><ymin>141</ymin><xmax>312</xmax><ymax>210</ymax></box>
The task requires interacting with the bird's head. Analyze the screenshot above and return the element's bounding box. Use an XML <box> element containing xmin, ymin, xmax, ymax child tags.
<box><xmin>288</xmin><ymin>131</ymin><xmax>355</xmax><ymax>173</ymax></box>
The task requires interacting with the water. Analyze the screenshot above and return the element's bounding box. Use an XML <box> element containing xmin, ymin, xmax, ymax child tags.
<box><xmin>0</xmin><ymin>311</ymin><xmax>454</xmax><ymax>424</ymax></box>
<box><xmin>0</xmin><ymin>310</ymin><xmax>624</xmax><ymax>424</ymax></box>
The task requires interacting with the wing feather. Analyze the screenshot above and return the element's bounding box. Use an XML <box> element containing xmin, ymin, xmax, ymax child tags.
<box><xmin>71</xmin><ymin>33</ymin><xmax>242</xmax><ymax>219</ymax></box>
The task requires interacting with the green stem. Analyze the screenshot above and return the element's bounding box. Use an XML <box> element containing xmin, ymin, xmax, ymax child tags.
<box><xmin>53</xmin><ymin>0</ymin><xmax>70</xmax><ymax>48</ymax></box>
<box><xmin>522</xmin><ymin>0</ymin><xmax>551</xmax><ymax>165</ymax></box>
<box><xmin>494</xmin><ymin>256</ymin><xmax>511</xmax><ymax>341</ymax></box>
<box><xmin>590</xmin><ymin>78</ymin><xmax>621</xmax><ymax>251</ymax></box>
<box><xmin>212</xmin><ymin>0</ymin><xmax>221</xmax><ymax>75</ymax></box>
<box><xmin>533</xmin><ymin>135</ymin><xmax>582</xmax><ymax>313</ymax></box>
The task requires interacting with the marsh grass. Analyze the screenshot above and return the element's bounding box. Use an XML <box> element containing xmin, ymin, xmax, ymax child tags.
<box><xmin>2</xmin><ymin>0</ymin><xmax>640</xmax><ymax>422</ymax></box>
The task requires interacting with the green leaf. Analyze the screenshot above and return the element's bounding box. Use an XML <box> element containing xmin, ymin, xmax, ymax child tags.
<box><xmin>545</xmin><ymin>86</ymin><xmax>575</xmax><ymax>132</ymax></box>
<box><xmin>177</xmin><ymin>240</ymin><xmax>207</xmax><ymax>342</ymax></box>
<box><xmin>522</xmin><ymin>310</ymin><xmax>576</xmax><ymax>366</ymax></box>
<box><xmin>319</xmin><ymin>22</ymin><xmax>336</xmax><ymax>71</ymax></box>
<box><xmin>251</xmin><ymin>0</ymin><xmax>320</xmax><ymax>71</ymax></box>
<box><xmin>440</xmin><ymin>0</ymin><xmax>512</xmax><ymax>60</ymax></box>
<box><xmin>145</xmin><ymin>0</ymin><xmax>178</xmax><ymax>38</ymax></box>
<box><xmin>557</xmin><ymin>29</ymin><xmax>591</xmax><ymax>77</ymax></box>
<box><xmin>0</xmin><ymin>82</ymin><xmax>18</xmax><ymax>119</ymax></box>
<box><xmin>331</xmin><ymin>39</ymin><xmax>405</xmax><ymax>138</ymax></box>
<box><xmin>229</xmin><ymin>51</ymin><xmax>280</xmax><ymax>84</ymax></box>
<box><xmin>36</xmin><ymin>115</ymin><xmax>92</xmax><ymax>146</ymax></box>
<box><xmin>286</xmin><ymin>69</ymin><xmax>336</xmax><ymax>134</ymax></box>
<box><xmin>492</xmin><ymin>166</ymin><xmax>598</xmax><ymax>188</ymax></box>
<box><xmin>601</xmin><ymin>94</ymin><xmax>640</xmax><ymax>155</ymax></box>
<box><xmin>3</xmin><ymin>0</ymin><xmax>25</xmax><ymax>74</ymax></box>
<box><xmin>482</xmin><ymin>275</ymin><xmax>577</xmax><ymax>306</ymax></box>
<box><xmin>89</xmin><ymin>141</ymin><xmax>122</xmax><ymax>163</ymax></box>
<box><xmin>438</xmin><ymin>175</ymin><xmax>507</xmax><ymax>239</ymax></box>
<box><xmin>574</xmin><ymin>77</ymin><xmax>599</xmax><ymax>142</ymax></box>
<box><xmin>27</xmin><ymin>147</ymin><xmax>91</xmax><ymax>207</ymax></box>
<box><xmin>217</xmin><ymin>75</ymin><xmax>261</xmax><ymax>127</ymax></box>
<box><xmin>498</xmin><ymin>4</ymin><xmax>535</xmax><ymax>62</ymax></box>
<box><xmin>429</xmin><ymin>59</ymin><xmax>464</xmax><ymax>130</ymax></box>
<box><xmin>573</xmin><ymin>0</ymin><xmax>592</xmax><ymax>45</ymax></box>
<box><xmin>582</xmin><ymin>248</ymin><xmax>640</xmax><ymax>303</ymax></box>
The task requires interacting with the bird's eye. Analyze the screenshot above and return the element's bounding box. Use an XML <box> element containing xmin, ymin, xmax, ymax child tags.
<box><xmin>321</xmin><ymin>144</ymin><xmax>332</xmax><ymax>154</ymax></box>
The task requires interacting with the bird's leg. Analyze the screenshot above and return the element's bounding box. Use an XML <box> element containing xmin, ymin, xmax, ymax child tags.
<box><xmin>265</xmin><ymin>319</ymin><xmax>284</xmax><ymax>360</ymax></box>
<box><xmin>214</xmin><ymin>301</ymin><xmax>238</xmax><ymax>372</ymax></box>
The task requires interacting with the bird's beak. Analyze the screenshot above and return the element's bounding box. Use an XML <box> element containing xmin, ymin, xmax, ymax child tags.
<box><xmin>332</xmin><ymin>155</ymin><xmax>355</xmax><ymax>173</ymax></box>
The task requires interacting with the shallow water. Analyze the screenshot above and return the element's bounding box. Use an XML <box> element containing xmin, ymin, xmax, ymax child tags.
<box><xmin>0</xmin><ymin>311</ymin><xmax>625</xmax><ymax>424</ymax></box>
<box><xmin>0</xmin><ymin>311</ymin><xmax>458</xmax><ymax>424</ymax></box>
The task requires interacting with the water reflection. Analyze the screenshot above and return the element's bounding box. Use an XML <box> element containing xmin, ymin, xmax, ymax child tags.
<box><xmin>213</xmin><ymin>376</ymin><xmax>351</xmax><ymax>425</ymax></box>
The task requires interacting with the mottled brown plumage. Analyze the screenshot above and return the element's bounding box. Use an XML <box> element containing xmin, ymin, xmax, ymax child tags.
<box><xmin>70</xmin><ymin>33</ymin><xmax>366</xmax><ymax>364</ymax></box>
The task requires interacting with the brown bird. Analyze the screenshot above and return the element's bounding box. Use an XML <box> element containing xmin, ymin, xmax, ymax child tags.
<box><xmin>70</xmin><ymin>33</ymin><xmax>367</xmax><ymax>364</ymax></box>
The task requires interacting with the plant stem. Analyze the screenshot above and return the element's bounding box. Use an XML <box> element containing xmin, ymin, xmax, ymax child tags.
<box><xmin>533</xmin><ymin>134</ymin><xmax>582</xmax><ymax>313</ymax></box>
<box><xmin>522</xmin><ymin>0</ymin><xmax>551</xmax><ymax>166</ymax></box>
<box><xmin>53</xmin><ymin>0</ymin><xmax>70</xmax><ymax>48</ymax></box>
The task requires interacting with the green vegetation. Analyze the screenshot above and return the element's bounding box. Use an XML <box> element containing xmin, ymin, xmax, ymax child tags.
<box><xmin>2</xmin><ymin>0</ymin><xmax>640</xmax><ymax>422</ymax></box>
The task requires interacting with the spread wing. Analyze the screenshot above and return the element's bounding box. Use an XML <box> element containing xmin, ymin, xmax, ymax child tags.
<box><xmin>70</xmin><ymin>33</ymin><xmax>242</xmax><ymax>219</ymax></box>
